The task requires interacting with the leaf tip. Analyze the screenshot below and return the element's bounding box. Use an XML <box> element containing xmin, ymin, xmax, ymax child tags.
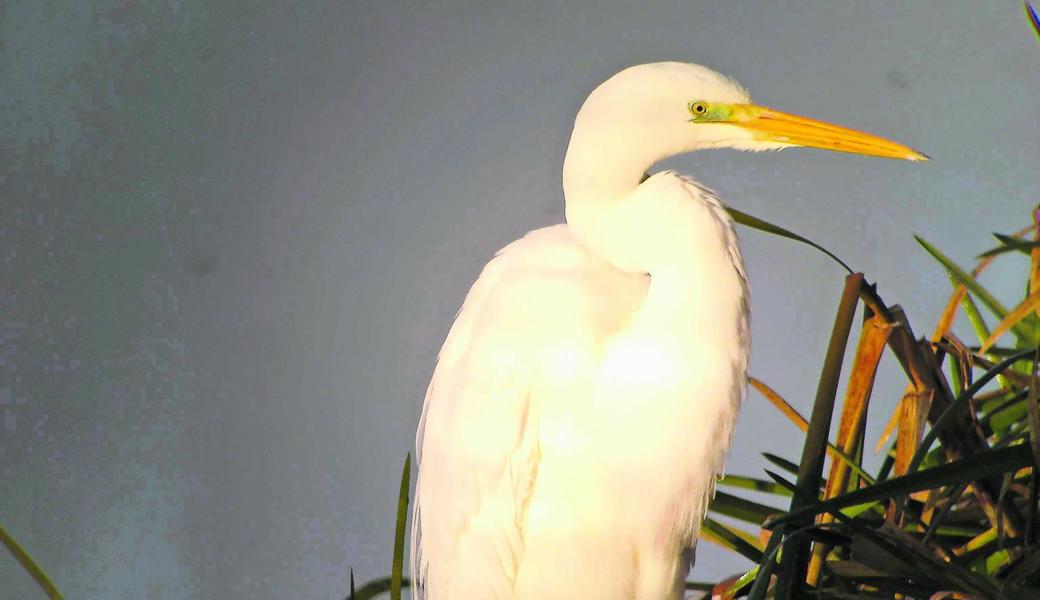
<box><xmin>1027</xmin><ymin>2</ymin><xmax>1040</xmax><ymax>39</ymax></box>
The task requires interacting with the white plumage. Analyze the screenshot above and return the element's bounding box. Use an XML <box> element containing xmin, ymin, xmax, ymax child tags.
<box><xmin>411</xmin><ymin>62</ymin><xmax>924</xmax><ymax>600</ymax></box>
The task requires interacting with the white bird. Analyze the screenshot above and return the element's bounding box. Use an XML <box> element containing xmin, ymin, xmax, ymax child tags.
<box><xmin>411</xmin><ymin>62</ymin><xmax>924</xmax><ymax>600</ymax></box>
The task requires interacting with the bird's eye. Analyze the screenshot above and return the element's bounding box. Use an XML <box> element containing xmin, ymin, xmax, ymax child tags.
<box><xmin>688</xmin><ymin>101</ymin><xmax>709</xmax><ymax>117</ymax></box>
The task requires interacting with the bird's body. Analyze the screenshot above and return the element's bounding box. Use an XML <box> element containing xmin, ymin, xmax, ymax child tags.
<box><xmin>414</xmin><ymin>180</ymin><xmax>748</xmax><ymax>598</ymax></box>
<box><xmin>412</xmin><ymin>62</ymin><xmax>924</xmax><ymax>599</ymax></box>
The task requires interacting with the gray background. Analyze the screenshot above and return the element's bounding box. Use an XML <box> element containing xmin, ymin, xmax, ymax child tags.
<box><xmin>2</xmin><ymin>0</ymin><xmax>1038</xmax><ymax>598</ymax></box>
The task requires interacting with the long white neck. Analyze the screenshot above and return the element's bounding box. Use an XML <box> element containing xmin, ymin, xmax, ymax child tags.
<box><xmin>562</xmin><ymin>95</ymin><xmax>733</xmax><ymax>266</ymax></box>
<box><xmin>562</xmin><ymin>79</ymin><xmax>699</xmax><ymax>224</ymax></box>
<box><xmin>560</xmin><ymin>59</ymin><xmax>751</xmax><ymax>368</ymax></box>
<box><xmin>562</xmin><ymin>109</ymin><xmax>751</xmax><ymax>542</ymax></box>
<box><xmin>562</xmin><ymin>123</ymin><xmax>751</xmax><ymax>552</ymax></box>
<box><xmin>560</xmin><ymin>99</ymin><xmax>750</xmax><ymax>374</ymax></box>
<box><xmin>564</xmin><ymin>159</ymin><xmax>749</xmax><ymax>342</ymax></box>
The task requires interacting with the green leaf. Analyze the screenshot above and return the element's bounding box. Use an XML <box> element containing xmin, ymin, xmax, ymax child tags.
<box><xmin>991</xmin><ymin>401</ymin><xmax>1028</xmax><ymax>435</ymax></box>
<box><xmin>0</xmin><ymin>524</ymin><xmax>64</xmax><ymax>599</ymax></box>
<box><xmin>763</xmin><ymin>452</ymin><xmax>800</xmax><ymax>475</ymax></box>
<box><xmin>977</xmin><ymin>234</ymin><xmax>1040</xmax><ymax>259</ymax></box>
<box><xmin>764</xmin><ymin>470</ymin><xmax>801</xmax><ymax>495</ymax></box>
<box><xmin>747</xmin><ymin>515</ymin><xmax>791</xmax><ymax>600</ymax></box>
<box><xmin>975</xmin><ymin>345</ymin><xmax>1030</xmax><ymax>357</ymax></box>
<box><xmin>980</xmin><ymin>289</ymin><xmax>1040</xmax><ymax>353</ymax></box>
<box><xmin>926</xmin><ymin>524</ymin><xmax>985</xmax><ymax>538</ymax></box>
<box><xmin>843</xmin><ymin>520</ymin><xmax>998</xmax><ymax>597</ymax></box>
<box><xmin>977</xmin><ymin>245</ymin><xmax>1016</xmax><ymax>259</ymax></box>
<box><xmin>764</xmin><ymin>444</ymin><xmax>1033</xmax><ymax>528</ymax></box>
<box><xmin>1027</xmin><ymin>1</ymin><xmax>1040</xmax><ymax>41</ymax></box>
<box><xmin>702</xmin><ymin>517</ymin><xmax>764</xmax><ymax>564</ymax></box>
<box><xmin>977</xmin><ymin>386</ymin><xmax>1024</xmax><ymax>424</ymax></box>
<box><xmin>392</xmin><ymin>454</ymin><xmax>411</xmax><ymax>600</ymax></box>
<box><xmin>774</xmin><ymin>274</ymin><xmax>861</xmax><ymax>600</ymax></box>
<box><xmin>352</xmin><ymin>456</ymin><xmax>415</xmax><ymax>600</ymax></box>
<box><xmin>1026</xmin><ymin>350</ymin><xmax>1040</xmax><ymax>470</ymax></box>
<box><xmin>726</xmin><ymin>206</ymin><xmax>853</xmax><ymax>273</ymax></box>
<box><xmin>985</xmin><ymin>548</ymin><xmax>1013</xmax><ymax>575</ymax></box>
<box><xmin>683</xmin><ymin>581</ymin><xmax>714</xmax><ymax>592</ymax></box>
<box><xmin>906</xmin><ymin>348</ymin><xmax>1036</xmax><ymax>475</ymax></box>
<box><xmin>709</xmin><ymin>490</ymin><xmax>784</xmax><ymax>525</ymax></box>
<box><xmin>717</xmin><ymin>474</ymin><xmax>794</xmax><ymax>497</ymax></box>
<box><xmin>840</xmin><ymin>501</ymin><xmax>883</xmax><ymax>519</ymax></box>
<box><xmin>916</xmin><ymin>235</ymin><xmax>1034</xmax><ymax>345</ymax></box>
<box><xmin>682</xmin><ymin>578</ymin><xmax>715</xmax><ymax>590</ymax></box>
<box><xmin>723</xmin><ymin>565</ymin><xmax>760</xmax><ymax>599</ymax></box>
<box><xmin>828</xmin><ymin>443</ymin><xmax>877</xmax><ymax>486</ymax></box>
<box><xmin>960</xmin><ymin>281</ymin><xmax>994</xmax><ymax>345</ymax></box>
<box><xmin>350</xmin><ymin>577</ymin><xmax>412</xmax><ymax>600</ymax></box>
<box><xmin>875</xmin><ymin>452</ymin><xmax>895</xmax><ymax>482</ymax></box>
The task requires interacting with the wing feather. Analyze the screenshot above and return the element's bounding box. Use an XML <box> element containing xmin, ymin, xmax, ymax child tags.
<box><xmin>412</xmin><ymin>225</ymin><xmax>604</xmax><ymax>599</ymax></box>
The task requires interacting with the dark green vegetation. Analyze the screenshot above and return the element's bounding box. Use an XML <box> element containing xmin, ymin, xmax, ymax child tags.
<box><xmin>725</xmin><ymin>221</ymin><xmax>1040</xmax><ymax>600</ymax></box>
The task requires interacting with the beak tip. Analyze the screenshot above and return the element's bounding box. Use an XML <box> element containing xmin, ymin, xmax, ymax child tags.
<box><xmin>907</xmin><ymin>149</ymin><xmax>930</xmax><ymax>162</ymax></box>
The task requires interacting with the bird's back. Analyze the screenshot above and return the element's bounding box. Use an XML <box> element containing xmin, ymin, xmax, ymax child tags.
<box><xmin>412</xmin><ymin>224</ymin><xmax>650</xmax><ymax>599</ymax></box>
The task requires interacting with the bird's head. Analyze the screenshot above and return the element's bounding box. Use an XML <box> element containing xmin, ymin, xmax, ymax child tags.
<box><xmin>561</xmin><ymin>62</ymin><xmax>926</xmax><ymax>274</ymax></box>
<box><xmin>563</xmin><ymin>62</ymin><xmax>926</xmax><ymax>198</ymax></box>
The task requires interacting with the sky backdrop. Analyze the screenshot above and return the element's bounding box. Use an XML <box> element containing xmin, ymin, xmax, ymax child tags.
<box><xmin>2</xmin><ymin>1</ymin><xmax>1039</xmax><ymax>597</ymax></box>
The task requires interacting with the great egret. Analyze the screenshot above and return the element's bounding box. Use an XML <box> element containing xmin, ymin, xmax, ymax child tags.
<box><xmin>411</xmin><ymin>62</ymin><xmax>924</xmax><ymax>600</ymax></box>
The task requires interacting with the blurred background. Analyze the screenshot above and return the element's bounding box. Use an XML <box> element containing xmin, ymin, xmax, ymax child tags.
<box><xmin>2</xmin><ymin>0</ymin><xmax>1038</xmax><ymax>597</ymax></box>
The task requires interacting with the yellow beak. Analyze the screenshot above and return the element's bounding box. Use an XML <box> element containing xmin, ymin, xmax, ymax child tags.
<box><xmin>732</xmin><ymin>104</ymin><xmax>928</xmax><ymax>161</ymax></box>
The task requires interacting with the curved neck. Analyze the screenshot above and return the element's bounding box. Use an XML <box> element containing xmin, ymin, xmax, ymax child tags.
<box><xmin>562</xmin><ymin>134</ymin><xmax>703</xmax><ymax>275</ymax></box>
<box><xmin>562</xmin><ymin>133</ymin><xmax>647</xmax><ymax>208</ymax></box>
<box><xmin>561</xmin><ymin>100</ymin><xmax>706</xmax><ymax>276</ymax></box>
<box><xmin>562</xmin><ymin>102</ymin><xmax>687</xmax><ymax>211</ymax></box>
